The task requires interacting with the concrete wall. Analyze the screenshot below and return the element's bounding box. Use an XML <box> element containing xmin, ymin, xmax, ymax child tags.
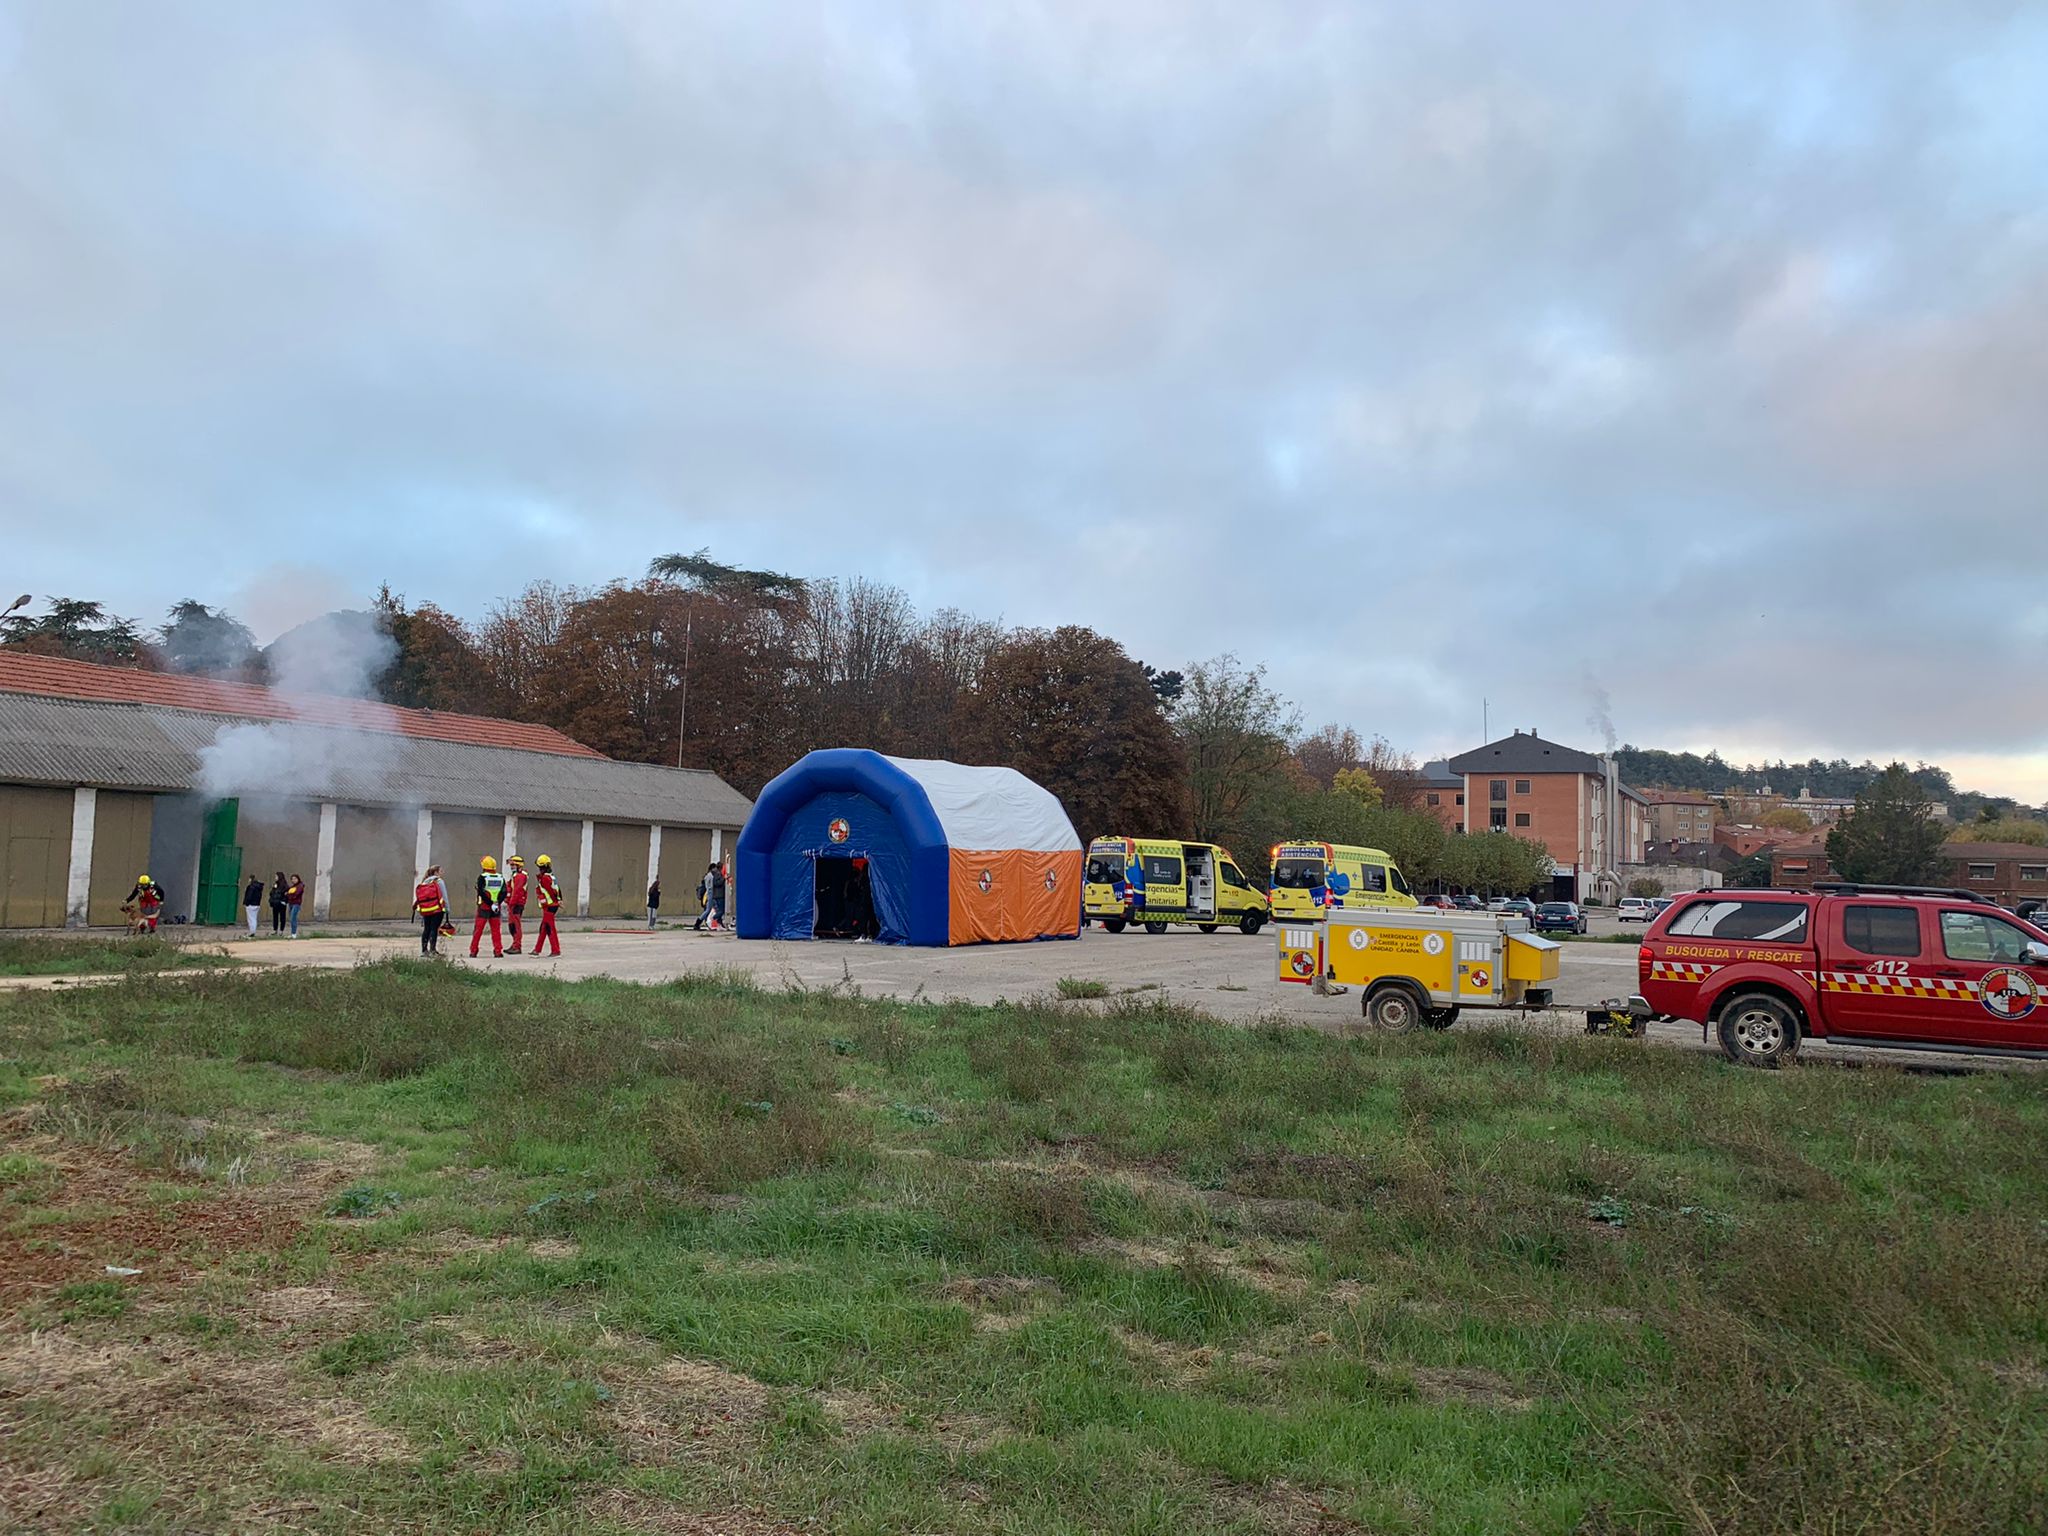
<box><xmin>587</xmin><ymin>821</ymin><xmax>647</xmax><ymax>918</ymax></box>
<box><xmin>330</xmin><ymin>805</ymin><xmax>419</xmax><ymax>920</ymax></box>
<box><xmin>429</xmin><ymin>812</ymin><xmax>506</xmax><ymax>895</ymax></box>
<box><xmin>237</xmin><ymin>796</ymin><xmax>323</xmax><ymax>911</ymax></box>
<box><xmin>512</xmin><ymin>816</ymin><xmax>584</xmax><ymax>912</ymax></box>
<box><xmin>1616</xmin><ymin>863</ymin><xmax>1724</xmax><ymax>897</ymax></box>
<box><xmin>0</xmin><ymin>785</ymin><xmax>73</xmax><ymax>927</ymax></box>
<box><xmin>660</xmin><ymin>825</ymin><xmax>713</xmax><ymax>915</ymax></box>
<box><xmin>147</xmin><ymin>793</ymin><xmax>207</xmax><ymax>924</ymax></box>
<box><xmin>87</xmin><ymin>791</ymin><xmax>157</xmax><ymax>926</ymax></box>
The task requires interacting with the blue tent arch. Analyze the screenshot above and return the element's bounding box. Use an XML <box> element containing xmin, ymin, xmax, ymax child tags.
<box><xmin>734</xmin><ymin>749</ymin><xmax>952</xmax><ymax>945</ymax></box>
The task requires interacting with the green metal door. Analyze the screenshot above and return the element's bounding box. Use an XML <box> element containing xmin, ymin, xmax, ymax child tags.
<box><xmin>196</xmin><ymin>799</ymin><xmax>243</xmax><ymax>926</ymax></box>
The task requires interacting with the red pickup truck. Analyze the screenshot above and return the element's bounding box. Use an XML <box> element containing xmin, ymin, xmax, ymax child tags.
<box><xmin>1637</xmin><ymin>882</ymin><xmax>2048</xmax><ymax>1066</ymax></box>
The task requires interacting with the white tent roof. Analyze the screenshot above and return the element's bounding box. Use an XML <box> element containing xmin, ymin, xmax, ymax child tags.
<box><xmin>883</xmin><ymin>756</ymin><xmax>1080</xmax><ymax>853</ymax></box>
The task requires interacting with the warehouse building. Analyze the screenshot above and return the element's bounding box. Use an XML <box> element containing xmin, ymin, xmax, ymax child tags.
<box><xmin>0</xmin><ymin>653</ymin><xmax>753</xmax><ymax>928</ymax></box>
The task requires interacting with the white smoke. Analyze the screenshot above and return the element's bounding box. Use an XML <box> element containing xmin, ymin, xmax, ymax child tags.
<box><xmin>196</xmin><ymin>607</ymin><xmax>409</xmax><ymax>802</ymax></box>
<box><xmin>1582</xmin><ymin>671</ymin><xmax>1618</xmax><ymax>754</ymax></box>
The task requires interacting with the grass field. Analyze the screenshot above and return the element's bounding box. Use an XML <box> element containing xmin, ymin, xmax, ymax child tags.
<box><xmin>2</xmin><ymin>962</ymin><xmax>2045</xmax><ymax>1534</ymax></box>
<box><xmin>0</xmin><ymin>933</ymin><xmax>240</xmax><ymax>978</ymax></box>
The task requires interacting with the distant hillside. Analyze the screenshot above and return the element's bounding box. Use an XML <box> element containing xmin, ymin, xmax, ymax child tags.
<box><xmin>1616</xmin><ymin>748</ymin><xmax>2024</xmax><ymax>819</ymax></box>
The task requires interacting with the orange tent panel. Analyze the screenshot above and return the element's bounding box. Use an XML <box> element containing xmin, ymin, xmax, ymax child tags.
<box><xmin>947</xmin><ymin>848</ymin><xmax>1082</xmax><ymax>944</ymax></box>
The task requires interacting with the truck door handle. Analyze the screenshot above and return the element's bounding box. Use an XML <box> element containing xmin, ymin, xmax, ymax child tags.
<box><xmin>1835</xmin><ymin>960</ymin><xmax>1864</xmax><ymax>970</ymax></box>
<box><xmin>1933</xmin><ymin>967</ymin><xmax>1964</xmax><ymax>977</ymax></box>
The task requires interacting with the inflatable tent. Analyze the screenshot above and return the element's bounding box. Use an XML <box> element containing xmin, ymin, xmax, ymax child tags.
<box><xmin>734</xmin><ymin>749</ymin><xmax>1082</xmax><ymax>946</ymax></box>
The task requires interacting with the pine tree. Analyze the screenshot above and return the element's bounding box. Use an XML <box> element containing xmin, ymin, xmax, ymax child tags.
<box><xmin>1825</xmin><ymin>763</ymin><xmax>1947</xmax><ymax>885</ymax></box>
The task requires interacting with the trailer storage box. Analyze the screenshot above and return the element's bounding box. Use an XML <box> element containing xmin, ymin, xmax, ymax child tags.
<box><xmin>1280</xmin><ymin>907</ymin><xmax>1561</xmax><ymax>1010</ymax></box>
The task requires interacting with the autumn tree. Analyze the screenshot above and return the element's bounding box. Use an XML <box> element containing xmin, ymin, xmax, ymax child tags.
<box><xmin>1176</xmin><ymin>655</ymin><xmax>1300</xmax><ymax>846</ymax></box>
<box><xmin>473</xmin><ymin>581</ymin><xmax>576</xmax><ymax>721</ymax></box>
<box><xmin>1759</xmin><ymin>807</ymin><xmax>1813</xmax><ymax>832</ymax></box>
<box><xmin>373</xmin><ymin>588</ymin><xmax>496</xmax><ymax>714</ymax></box>
<box><xmin>0</xmin><ymin>598</ymin><xmax>151</xmax><ymax>665</ymax></box>
<box><xmin>1948</xmin><ymin>818</ymin><xmax>2048</xmax><ymax>846</ymax></box>
<box><xmin>962</xmin><ymin>626</ymin><xmax>1186</xmax><ymax>841</ymax></box>
<box><xmin>1332</xmin><ymin>767</ymin><xmax>1382</xmax><ymax>808</ymax></box>
<box><xmin>1826</xmin><ymin>763</ymin><xmax>1946</xmax><ymax>885</ymax></box>
<box><xmin>1295</xmin><ymin>724</ymin><xmax>1362</xmax><ymax>791</ymax></box>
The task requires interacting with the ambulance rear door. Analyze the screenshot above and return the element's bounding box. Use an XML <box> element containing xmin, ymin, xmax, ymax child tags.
<box><xmin>1135</xmin><ymin>840</ymin><xmax>1187</xmax><ymax>920</ymax></box>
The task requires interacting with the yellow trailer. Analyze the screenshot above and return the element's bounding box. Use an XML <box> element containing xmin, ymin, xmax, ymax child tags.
<box><xmin>1276</xmin><ymin>907</ymin><xmax>1561</xmax><ymax>1029</ymax></box>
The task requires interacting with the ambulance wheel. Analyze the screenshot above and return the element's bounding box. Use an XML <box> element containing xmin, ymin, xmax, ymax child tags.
<box><xmin>1144</xmin><ymin>922</ymin><xmax>1167</xmax><ymax>936</ymax></box>
<box><xmin>1716</xmin><ymin>993</ymin><xmax>1800</xmax><ymax>1068</ymax></box>
<box><xmin>1239</xmin><ymin>913</ymin><xmax>1264</xmax><ymax>936</ymax></box>
<box><xmin>1199</xmin><ymin>924</ymin><xmax>1218</xmax><ymax>934</ymax></box>
<box><xmin>1102</xmin><ymin>919</ymin><xmax>1126</xmax><ymax>934</ymax></box>
<box><xmin>1363</xmin><ymin>982</ymin><xmax>1429</xmax><ymax>1032</ymax></box>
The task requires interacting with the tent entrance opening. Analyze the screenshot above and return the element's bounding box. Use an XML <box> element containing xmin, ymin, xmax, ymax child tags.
<box><xmin>814</xmin><ymin>856</ymin><xmax>878</xmax><ymax>941</ymax></box>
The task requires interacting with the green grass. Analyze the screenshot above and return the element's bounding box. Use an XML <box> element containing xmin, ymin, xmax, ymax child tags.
<box><xmin>0</xmin><ymin>932</ymin><xmax>241</xmax><ymax>977</ymax></box>
<box><xmin>1</xmin><ymin>961</ymin><xmax>2045</xmax><ymax>1534</ymax></box>
<box><xmin>1055</xmin><ymin>977</ymin><xmax>1111</xmax><ymax>1000</ymax></box>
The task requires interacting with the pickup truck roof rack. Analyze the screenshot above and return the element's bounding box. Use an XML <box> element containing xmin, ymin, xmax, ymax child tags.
<box><xmin>1810</xmin><ymin>881</ymin><xmax>1998</xmax><ymax>905</ymax></box>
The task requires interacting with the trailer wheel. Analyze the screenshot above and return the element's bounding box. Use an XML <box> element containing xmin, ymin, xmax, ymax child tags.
<box><xmin>1238</xmin><ymin>913</ymin><xmax>1264</xmax><ymax>936</ymax></box>
<box><xmin>1425</xmin><ymin>1005</ymin><xmax>1459</xmax><ymax>1030</ymax></box>
<box><xmin>1716</xmin><ymin>993</ymin><xmax>1800</xmax><ymax>1068</ymax></box>
<box><xmin>1101</xmin><ymin>919</ymin><xmax>1126</xmax><ymax>934</ymax></box>
<box><xmin>1144</xmin><ymin>921</ymin><xmax>1167</xmax><ymax>936</ymax></box>
<box><xmin>1198</xmin><ymin>924</ymin><xmax>1218</xmax><ymax>934</ymax></box>
<box><xmin>1363</xmin><ymin>981</ymin><xmax>1429</xmax><ymax>1032</ymax></box>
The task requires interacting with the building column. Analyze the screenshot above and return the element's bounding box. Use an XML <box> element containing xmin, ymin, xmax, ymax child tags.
<box><xmin>312</xmin><ymin>803</ymin><xmax>338</xmax><ymax>920</ymax></box>
<box><xmin>415</xmin><ymin>808</ymin><xmax>433</xmax><ymax>876</ymax></box>
<box><xmin>577</xmin><ymin>819</ymin><xmax>594</xmax><ymax>917</ymax></box>
<box><xmin>66</xmin><ymin>787</ymin><xmax>97</xmax><ymax>929</ymax></box>
<box><xmin>710</xmin><ymin>827</ymin><xmax>724</xmax><ymax>864</ymax></box>
<box><xmin>646</xmin><ymin>824</ymin><xmax>662</xmax><ymax>888</ymax></box>
<box><xmin>502</xmin><ymin>814</ymin><xmax>519</xmax><ymax>868</ymax></box>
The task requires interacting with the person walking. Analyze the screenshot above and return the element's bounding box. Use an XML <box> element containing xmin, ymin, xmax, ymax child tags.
<box><xmin>693</xmin><ymin>864</ymin><xmax>711</xmax><ymax>931</ymax></box>
<box><xmin>242</xmin><ymin>874</ymin><xmax>264</xmax><ymax>937</ymax></box>
<box><xmin>471</xmin><ymin>855</ymin><xmax>507</xmax><ymax>957</ymax></box>
<box><xmin>645</xmin><ymin>877</ymin><xmax>661</xmax><ymax>929</ymax></box>
<box><xmin>284</xmin><ymin>873</ymin><xmax>305</xmax><ymax>937</ymax></box>
<box><xmin>531</xmin><ymin>854</ymin><xmax>563</xmax><ymax>957</ymax></box>
<box><xmin>269</xmin><ymin>870</ymin><xmax>288</xmax><ymax>934</ymax></box>
<box><xmin>412</xmin><ymin>864</ymin><xmax>448</xmax><ymax>955</ymax></box>
<box><xmin>707</xmin><ymin>861</ymin><xmax>727</xmax><ymax>932</ymax></box>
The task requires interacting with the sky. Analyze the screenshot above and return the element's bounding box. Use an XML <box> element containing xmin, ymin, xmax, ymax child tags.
<box><xmin>3</xmin><ymin>2</ymin><xmax>2046</xmax><ymax>796</ymax></box>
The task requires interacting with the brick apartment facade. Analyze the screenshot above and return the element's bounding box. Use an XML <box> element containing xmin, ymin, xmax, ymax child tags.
<box><xmin>1636</xmin><ymin>788</ymin><xmax>1715</xmax><ymax>845</ymax></box>
<box><xmin>1769</xmin><ymin>839</ymin><xmax>2048</xmax><ymax>907</ymax></box>
<box><xmin>1445</xmin><ymin>731</ymin><xmax>1650</xmax><ymax>899</ymax></box>
<box><xmin>1417</xmin><ymin>759</ymin><xmax>1465</xmax><ymax>832</ymax></box>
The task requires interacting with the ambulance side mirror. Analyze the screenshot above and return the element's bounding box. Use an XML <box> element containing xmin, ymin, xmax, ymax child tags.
<box><xmin>2025</xmin><ymin>940</ymin><xmax>2048</xmax><ymax>967</ymax></box>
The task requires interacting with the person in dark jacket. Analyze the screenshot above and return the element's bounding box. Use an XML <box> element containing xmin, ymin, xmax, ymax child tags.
<box><xmin>646</xmin><ymin>879</ymin><xmax>661</xmax><ymax>929</ymax></box>
<box><xmin>707</xmin><ymin>862</ymin><xmax>727</xmax><ymax>932</ymax></box>
<box><xmin>284</xmin><ymin>873</ymin><xmax>305</xmax><ymax>937</ymax></box>
<box><xmin>269</xmin><ymin>870</ymin><xmax>288</xmax><ymax>934</ymax></box>
<box><xmin>242</xmin><ymin>875</ymin><xmax>264</xmax><ymax>938</ymax></box>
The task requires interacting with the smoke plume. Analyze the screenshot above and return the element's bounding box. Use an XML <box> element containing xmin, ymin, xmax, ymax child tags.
<box><xmin>1582</xmin><ymin>672</ymin><xmax>1618</xmax><ymax>754</ymax></box>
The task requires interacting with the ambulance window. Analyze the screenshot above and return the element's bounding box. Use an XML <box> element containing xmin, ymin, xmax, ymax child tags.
<box><xmin>1356</xmin><ymin>864</ymin><xmax>1387</xmax><ymax>893</ymax></box>
<box><xmin>1389</xmin><ymin>865</ymin><xmax>1411</xmax><ymax>896</ymax></box>
<box><xmin>1273</xmin><ymin>857</ymin><xmax>1324</xmax><ymax>889</ymax></box>
<box><xmin>1667</xmin><ymin>900</ymin><xmax>1809</xmax><ymax>944</ymax></box>
<box><xmin>1141</xmin><ymin>855</ymin><xmax>1182</xmax><ymax>885</ymax></box>
<box><xmin>1940</xmin><ymin>910</ymin><xmax>2031</xmax><ymax>964</ymax></box>
<box><xmin>1085</xmin><ymin>855</ymin><xmax>1123</xmax><ymax>884</ymax></box>
<box><xmin>1842</xmin><ymin>905</ymin><xmax>1920</xmax><ymax>958</ymax></box>
<box><xmin>1221</xmin><ymin>862</ymin><xmax>1245</xmax><ymax>888</ymax></box>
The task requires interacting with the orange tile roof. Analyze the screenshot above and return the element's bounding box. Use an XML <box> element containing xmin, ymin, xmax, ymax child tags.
<box><xmin>0</xmin><ymin>651</ymin><xmax>606</xmax><ymax>760</ymax></box>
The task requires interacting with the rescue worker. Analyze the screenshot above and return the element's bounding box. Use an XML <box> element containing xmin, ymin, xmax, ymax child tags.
<box><xmin>503</xmin><ymin>854</ymin><xmax>528</xmax><ymax>953</ymax></box>
<box><xmin>413</xmin><ymin>864</ymin><xmax>448</xmax><ymax>955</ymax></box>
<box><xmin>471</xmin><ymin>855</ymin><xmax>507</xmax><ymax>958</ymax></box>
<box><xmin>531</xmin><ymin>853</ymin><xmax>563</xmax><ymax>957</ymax></box>
<box><xmin>125</xmin><ymin>874</ymin><xmax>164</xmax><ymax>933</ymax></box>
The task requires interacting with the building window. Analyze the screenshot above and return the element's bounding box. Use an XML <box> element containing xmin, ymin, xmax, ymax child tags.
<box><xmin>1967</xmin><ymin>863</ymin><xmax>1996</xmax><ymax>881</ymax></box>
<box><xmin>1782</xmin><ymin>861</ymin><xmax>1808</xmax><ymax>874</ymax></box>
<box><xmin>2022</xmin><ymin>865</ymin><xmax>2047</xmax><ymax>883</ymax></box>
<box><xmin>1514</xmin><ymin>813</ymin><xmax>1530</xmax><ymax>828</ymax></box>
<box><xmin>1489</xmin><ymin>808</ymin><xmax>1507</xmax><ymax>830</ymax></box>
<box><xmin>1490</xmin><ymin>779</ymin><xmax>1506</xmax><ymax>803</ymax></box>
<box><xmin>1426</xmin><ymin>792</ymin><xmax>1440</xmax><ymax>806</ymax></box>
<box><xmin>1455</xmin><ymin>793</ymin><xmax>1464</xmax><ymax>806</ymax></box>
<box><xmin>1514</xmin><ymin>779</ymin><xmax>1531</xmax><ymax>794</ymax></box>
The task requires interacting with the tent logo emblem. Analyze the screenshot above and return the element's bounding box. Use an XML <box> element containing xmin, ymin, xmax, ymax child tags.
<box><xmin>827</xmin><ymin>818</ymin><xmax>849</xmax><ymax>844</ymax></box>
<box><xmin>977</xmin><ymin>868</ymin><xmax>994</xmax><ymax>894</ymax></box>
<box><xmin>1043</xmin><ymin>869</ymin><xmax>1058</xmax><ymax>892</ymax></box>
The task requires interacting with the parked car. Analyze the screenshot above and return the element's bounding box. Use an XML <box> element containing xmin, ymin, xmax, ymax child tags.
<box><xmin>1533</xmin><ymin>900</ymin><xmax>1588</xmax><ymax>935</ymax></box>
<box><xmin>1648</xmin><ymin>897</ymin><xmax>1675</xmax><ymax>917</ymax></box>
<box><xmin>1417</xmin><ymin>894</ymin><xmax>1453</xmax><ymax>910</ymax></box>
<box><xmin>1484</xmin><ymin>896</ymin><xmax>1511</xmax><ymax>913</ymax></box>
<box><xmin>1617</xmin><ymin>897</ymin><xmax>1653</xmax><ymax>923</ymax></box>
<box><xmin>1452</xmin><ymin>894</ymin><xmax>1485</xmax><ymax>911</ymax></box>
<box><xmin>1637</xmin><ymin>882</ymin><xmax>2048</xmax><ymax>1066</ymax></box>
<box><xmin>1500</xmin><ymin>897</ymin><xmax>1538</xmax><ymax>920</ymax></box>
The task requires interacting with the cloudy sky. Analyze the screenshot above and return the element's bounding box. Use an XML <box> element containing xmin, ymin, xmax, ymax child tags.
<box><xmin>3</xmin><ymin>2</ymin><xmax>2045</xmax><ymax>793</ymax></box>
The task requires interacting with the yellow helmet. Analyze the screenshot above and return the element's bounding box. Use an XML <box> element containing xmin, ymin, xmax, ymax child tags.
<box><xmin>481</xmin><ymin>856</ymin><xmax>498</xmax><ymax>872</ymax></box>
<box><xmin>508</xmin><ymin>854</ymin><xmax>524</xmax><ymax>866</ymax></box>
<box><xmin>536</xmin><ymin>854</ymin><xmax>552</xmax><ymax>868</ymax></box>
<box><xmin>137</xmin><ymin>874</ymin><xmax>152</xmax><ymax>885</ymax></box>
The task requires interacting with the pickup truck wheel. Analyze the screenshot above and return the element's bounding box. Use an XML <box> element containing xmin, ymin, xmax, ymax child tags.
<box><xmin>1238</xmin><ymin>913</ymin><xmax>1264</xmax><ymax>936</ymax></box>
<box><xmin>1363</xmin><ymin>982</ymin><xmax>1428</xmax><ymax>1032</ymax></box>
<box><xmin>1717</xmin><ymin>993</ymin><xmax>1800</xmax><ymax>1068</ymax></box>
<box><xmin>1101</xmin><ymin>919</ymin><xmax>1126</xmax><ymax>934</ymax></box>
<box><xmin>1198</xmin><ymin>923</ymin><xmax>1218</xmax><ymax>934</ymax></box>
<box><xmin>1144</xmin><ymin>921</ymin><xmax>1167</xmax><ymax>936</ymax></box>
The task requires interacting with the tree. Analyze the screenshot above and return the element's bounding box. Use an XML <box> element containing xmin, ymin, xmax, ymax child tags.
<box><xmin>1175</xmin><ymin>655</ymin><xmax>1300</xmax><ymax>845</ymax></box>
<box><xmin>1825</xmin><ymin>762</ymin><xmax>1947</xmax><ymax>885</ymax></box>
<box><xmin>1331</xmin><ymin>767</ymin><xmax>1382</xmax><ymax>809</ymax></box>
<box><xmin>1948</xmin><ymin>818</ymin><xmax>2048</xmax><ymax>846</ymax></box>
<box><xmin>1139</xmin><ymin>664</ymin><xmax>1184</xmax><ymax>709</ymax></box>
<box><xmin>159</xmin><ymin>600</ymin><xmax>261</xmax><ymax>679</ymax></box>
<box><xmin>0</xmin><ymin>597</ymin><xmax>151</xmax><ymax>666</ymax></box>
<box><xmin>1726</xmin><ymin>849</ymin><xmax>1776</xmax><ymax>888</ymax></box>
<box><xmin>1627</xmin><ymin>876</ymin><xmax>1663</xmax><ymax>899</ymax></box>
<box><xmin>962</xmin><ymin>626</ymin><xmax>1187</xmax><ymax>843</ymax></box>
<box><xmin>1759</xmin><ymin>807</ymin><xmax>1813</xmax><ymax>832</ymax></box>
<box><xmin>373</xmin><ymin>588</ymin><xmax>495</xmax><ymax>713</ymax></box>
<box><xmin>1295</xmin><ymin>724</ymin><xmax>1362</xmax><ymax>791</ymax></box>
<box><xmin>647</xmin><ymin>549</ymin><xmax>807</xmax><ymax>602</ymax></box>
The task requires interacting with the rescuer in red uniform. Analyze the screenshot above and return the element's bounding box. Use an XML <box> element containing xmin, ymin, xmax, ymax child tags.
<box><xmin>471</xmin><ymin>855</ymin><xmax>507</xmax><ymax>958</ymax></box>
<box><xmin>503</xmin><ymin>854</ymin><xmax>528</xmax><ymax>953</ymax></box>
<box><xmin>531</xmin><ymin>854</ymin><xmax>563</xmax><ymax>957</ymax></box>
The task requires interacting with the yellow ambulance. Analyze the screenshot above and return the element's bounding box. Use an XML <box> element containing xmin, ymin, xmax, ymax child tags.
<box><xmin>1084</xmin><ymin>836</ymin><xmax>1269</xmax><ymax>935</ymax></box>
<box><xmin>1267</xmin><ymin>841</ymin><xmax>1418</xmax><ymax>920</ymax></box>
